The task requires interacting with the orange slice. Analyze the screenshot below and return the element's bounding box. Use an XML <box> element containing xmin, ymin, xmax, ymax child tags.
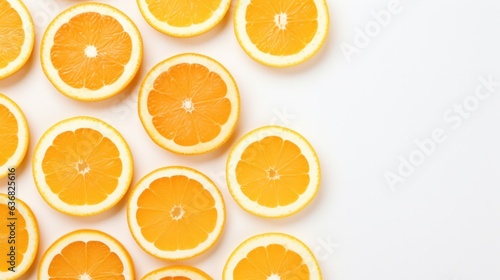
<box><xmin>127</xmin><ymin>166</ymin><xmax>226</xmax><ymax>260</ymax></box>
<box><xmin>138</xmin><ymin>53</ymin><xmax>240</xmax><ymax>155</ymax></box>
<box><xmin>38</xmin><ymin>229</ymin><xmax>134</xmax><ymax>280</ymax></box>
<box><xmin>0</xmin><ymin>194</ymin><xmax>39</xmax><ymax>280</ymax></box>
<box><xmin>223</xmin><ymin>233</ymin><xmax>322</xmax><ymax>280</ymax></box>
<box><xmin>0</xmin><ymin>0</ymin><xmax>35</xmax><ymax>79</ymax></box>
<box><xmin>0</xmin><ymin>93</ymin><xmax>29</xmax><ymax>178</ymax></box>
<box><xmin>226</xmin><ymin>126</ymin><xmax>321</xmax><ymax>218</ymax></box>
<box><xmin>40</xmin><ymin>2</ymin><xmax>143</xmax><ymax>101</ymax></box>
<box><xmin>234</xmin><ymin>0</ymin><xmax>329</xmax><ymax>67</ymax></box>
<box><xmin>142</xmin><ymin>265</ymin><xmax>212</xmax><ymax>280</ymax></box>
<box><xmin>137</xmin><ymin>0</ymin><xmax>231</xmax><ymax>37</ymax></box>
<box><xmin>32</xmin><ymin>116</ymin><xmax>133</xmax><ymax>216</ymax></box>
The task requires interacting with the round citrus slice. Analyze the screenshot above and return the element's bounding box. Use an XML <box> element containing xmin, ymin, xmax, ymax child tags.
<box><xmin>127</xmin><ymin>166</ymin><xmax>226</xmax><ymax>260</ymax></box>
<box><xmin>234</xmin><ymin>0</ymin><xmax>329</xmax><ymax>67</ymax></box>
<box><xmin>38</xmin><ymin>229</ymin><xmax>134</xmax><ymax>280</ymax></box>
<box><xmin>40</xmin><ymin>2</ymin><xmax>143</xmax><ymax>101</ymax></box>
<box><xmin>142</xmin><ymin>265</ymin><xmax>213</xmax><ymax>280</ymax></box>
<box><xmin>227</xmin><ymin>126</ymin><xmax>320</xmax><ymax>218</ymax></box>
<box><xmin>223</xmin><ymin>233</ymin><xmax>322</xmax><ymax>280</ymax></box>
<box><xmin>0</xmin><ymin>0</ymin><xmax>35</xmax><ymax>79</ymax></box>
<box><xmin>138</xmin><ymin>53</ymin><xmax>240</xmax><ymax>155</ymax></box>
<box><xmin>0</xmin><ymin>194</ymin><xmax>39</xmax><ymax>280</ymax></box>
<box><xmin>137</xmin><ymin>0</ymin><xmax>231</xmax><ymax>37</ymax></box>
<box><xmin>0</xmin><ymin>93</ymin><xmax>29</xmax><ymax>178</ymax></box>
<box><xmin>32</xmin><ymin>116</ymin><xmax>133</xmax><ymax>216</ymax></box>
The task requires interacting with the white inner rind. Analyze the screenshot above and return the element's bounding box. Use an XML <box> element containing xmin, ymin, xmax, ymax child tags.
<box><xmin>0</xmin><ymin>94</ymin><xmax>29</xmax><ymax>178</ymax></box>
<box><xmin>223</xmin><ymin>233</ymin><xmax>322</xmax><ymax>280</ymax></box>
<box><xmin>32</xmin><ymin>117</ymin><xmax>133</xmax><ymax>216</ymax></box>
<box><xmin>40</xmin><ymin>3</ymin><xmax>142</xmax><ymax>100</ymax></box>
<box><xmin>0</xmin><ymin>195</ymin><xmax>38</xmax><ymax>279</ymax></box>
<box><xmin>137</xmin><ymin>0</ymin><xmax>231</xmax><ymax>37</ymax></box>
<box><xmin>127</xmin><ymin>166</ymin><xmax>226</xmax><ymax>260</ymax></box>
<box><xmin>0</xmin><ymin>0</ymin><xmax>35</xmax><ymax>79</ymax></box>
<box><xmin>226</xmin><ymin>126</ymin><xmax>321</xmax><ymax>218</ymax></box>
<box><xmin>234</xmin><ymin>0</ymin><xmax>329</xmax><ymax>67</ymax></box>
<box><xmin>138</xmin><ymin>53</ymin><xmax>240</xmax><ymax>155</ymax></box>
<box><xmin>38</xmin><ymin>230</ymin><xmax>134</xmax><ymax>279</ymax></box>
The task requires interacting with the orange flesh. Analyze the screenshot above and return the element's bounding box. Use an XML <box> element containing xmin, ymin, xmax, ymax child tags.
<box><xmin>0</xmin><ymin>104</ymin><xmax>18</xmax><ymax>166</ymax></box>
<box><xmin>245</xmin><ymin>0</ymin><xmax>318</xmax><ymax>55</ymax></box>
<box><xmin>146</xmin><ymin>0</ymin><xmax>223</xmax><ymax>27</ymax></box>
<box><xmin>0</xmin><ymin>204</ymin><xmax>28</xmax><ymax>272</ymax></box>
<box><xmin>235</xmin><ymin>136</ymin><xmax>310</xmax><ymax>207</ymax></box>
<box><xmin>41</xmin><ymin>128</ymin><xmax>123</xmax><ymax>205</ymax></box>
<box><xmin>148</xmin><ymin>63</ymin><xmax>231</xmax><ymax>146</ymax></box>
<box><xmin>136</xmin><ymin>175</ymin><xmax>217</xmax><ymax>251</ymax></box>
<box><xmin>234</xmin><ymin>244</ymin><xmax>310</xmax><ymax>279</ymax></box>
<box><xmin>160</xmin><ymin>277</ymin><xmax>190</xmax><ymax>280</ymax></box>
<box><xmin>50</xmin><ymin>12</ymin><xmax>132</xmax><ymax>90</ymax></box>
<box><xmin>48</xmin><ymin>240</ymin><xmax>125</xmax><ymax>279</ymax></box>
<box><xmin>0</xmin><ymin>0</ymin><xmax>25</xmax><ymax>69</ymax></box>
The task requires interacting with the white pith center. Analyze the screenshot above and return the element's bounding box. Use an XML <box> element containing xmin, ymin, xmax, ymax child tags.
<box><xmin>268</xmin><ymin>274</ymin><xmax>281</xmax><ymax>280</ymax></box>
<box><xmin>182</xmin><ymin>98</ymin><xmax>195</xmax><ymax>112</ymax></box>
<box><xmin>85</xmin><ymin>45</ymin><xmax>98</xmax><ymax>58</ymax></box>
<box><xmin>171</xmin><ymin>205</ymin><xmax>185</xmax><ymax>220</ymax></box>
<box><xmin>268</xmin><ymin>168</ymin><xmax>280</xmax><ymax>180</ymax></box>
<box><xmin>274</xmin><ymin>13</ymin><xmax>288</xmax><ymax>30</ymax></box>
<box><xmin>76</xmin><ymin>160</ymin><xmax>90</xmax><ymax>175</ymax></box>
<box><xmin>79</xmin><ymin>273</ymin><xmax>92</xmax><ymax>280</ymax></box>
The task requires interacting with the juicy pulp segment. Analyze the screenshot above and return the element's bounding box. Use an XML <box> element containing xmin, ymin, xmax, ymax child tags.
<box><xmin>245</xmin><ymin>0</ymin><xmax>318</xmax><ymax>55</ymax></box>
<box><xmin>0</xmin><ymin>0</ymin><xmax>25</xmax><ymax>69</ymax></box>
<box><xmin>233</xmin><ymin>244</ymin><xmax>310</xmax><ymax>279</ymax></box>
<box><xmin>47</xmin><ymin>240</ymin><xmax>125</xmax><ymax>279</ymax></box>
<box><xmin>50</xmin><ymin>12</ymin><xmax>132</xmax><ymax>90</ymax></box>
<box><xmin>0</xmin><ymin>104</ymin><xmax>18</xmax><ymax>166</ymax></box>
<box><xmin>147</xmin><ymin>63</ymin><xmax>231</xmax><ymax>146</ymax></box>
<box><xmin>0</xmin><ymin>204</ymin><xmax>27</xmax><ymax>272</ymax></box>
<box><xmin>235</xmin><ymin>136</ymin><xmax>310</xmax><ymax>207</ymax></box>
<box><xmin>146</xmin><ymin>0</ymin><xmax>223</xmax><ymax>27</ymax></box>
<box><xmin>41</xmin><ymin>128</ymin><xmax>123</xmax><ymax>205</ymax></box>
<box><xmin>136</xmin><ymin>175</ymin><xmax>218</xmax><ymax>251</ymax></box>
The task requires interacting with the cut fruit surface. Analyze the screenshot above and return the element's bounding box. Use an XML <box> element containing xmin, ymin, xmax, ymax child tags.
<box><xmin>0</xmin><ymin>93</ymin><xmax>29</xmax><ymax>178</ymax></box>
<box><xmin>0</xmin><ymin>0</ymin><xmax>35</xmax><ymax>79</ymax></box>
<box><xmin>40</xmin><ymin>2</ymin><xmax>143</xmax><ymax>101</ymax></box>
<box><xmin>137</xmin><ymin>0</ymin><xmax>231</xmax><ymax>37</ymax></box>
<box><xmin>223</xmin><ymin>233</ymin><xmax>322</xmax><ymax>280</ymax></box>
<box><xmin>138</xmin><ymin>53</ymin><xmax>239</xmax><ymax>155</ymax></box>
<box><xmin>227</xmin><ymin>126</ymin><xmax>320</xmax><ymax>218</ymax></box>
<box><xmin>234</xmin><ymin>0</ymin><xmax>329</xmax><ymax>67</ymax></box>
<box><xmin>32</xmin><ymin>116</ymin><xmax>133</xmax><ymax>216</ymax></box>
<box><xmin>142</xmin><ymin>265</ymin><xmax>212</xmax><ymax>280</ymax></box>
<box><xmin>0</xmin><ymin>194</ymin><xmax>39</xmax><ymax>280</ymax></box>
<box><xmin>127</xmin><ymin>166</ymin><xmax>225</xmax><ymax>260</ymax></box>
<box><xmin>38</xmin><ymin>229</ymin><xmax>134</xmax><ymax>280</ymax></box>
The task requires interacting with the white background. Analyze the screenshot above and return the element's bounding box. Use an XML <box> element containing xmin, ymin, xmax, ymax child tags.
<box><xmin>1</xmin><ymin>0</ymin><xmax>500</xmax><ymax>279</ymax></box>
